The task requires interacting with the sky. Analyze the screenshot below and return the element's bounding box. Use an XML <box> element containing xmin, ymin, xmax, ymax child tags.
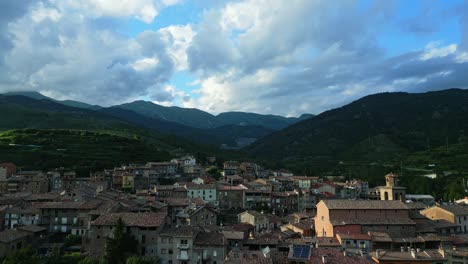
<box><xmin>0</xmin><ymin>0</ymin><xmax>467</xmax><ymax>117</ymax></box>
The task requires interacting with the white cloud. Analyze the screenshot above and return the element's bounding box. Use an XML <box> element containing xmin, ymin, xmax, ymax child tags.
<box><xmin>159</xmin><ymin>25</ymin><xmax>195</xmax><ymax>71</ymax></box>
<box><xmin>161</xmin><ymin>0</ymin><xmax>183</xmax><ymax>7</ymax></box>
<box><xmin>31</xmin><ymin>3</ymin><xmax>62</xmax><ymax>23</ymax></box>
<box><xmin>0</xmin><ymin>0</ymin><xmax>467</xmax><ymax>116</ymax></box>
<box><xmin>57</xmin><ymin>0</ymin><xmax>159</xmax><ymax>23</ymax></box>
<box><xmin>420</xmin><ymin>42</ymin><xmax>457</xmax><ymax>61</ymax></box>
<box><xmin>456</xmin><ymin>52</ymin><xmax>468</xmax><ymax>63</ymax></box>
<box><xmin>132</xmin><ymin>57</ymin><xmax>159</xmax><ymax>71</ymax></box>
<box><xmin>0</xmin><ymin>1</ymin><xmax>175</xmax><ymax>106</ymax></box>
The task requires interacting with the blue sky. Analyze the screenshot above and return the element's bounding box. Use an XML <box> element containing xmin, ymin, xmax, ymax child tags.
<box><xmin>0</xmin><ymin>0</ymin><xmax>467</xmax><ymax>116</ymax></box>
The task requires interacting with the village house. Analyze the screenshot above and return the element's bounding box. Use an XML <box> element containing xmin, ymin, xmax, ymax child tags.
<box><xmin>244</xmin><ymin>190</ymin><xmax>271</xmax><ymax>209</ymax></box>
<box><xmin>86</xmin><ymin>212</ymin><xmax>167</xmax><ymax>258</ymax></box>
<box><xmin>280</xmin><ymin>218</ymin><xmax>315</xmax><ymax>237</ymax></box>
<box><xmin>186</xmin><ymin>184</ymin><xmax>217</xmax><ymax>205</ymax></box>
<box><xmin>223</xmin><ymin>174</ymin><xmax>244</xmax><ymax>186</ymax></box>
<box><xmin>420</xmin><ymin>204</ymin><xmax>468</xmax><ymax>234</ymax></box>
<box><xmin>270</xmin><ymin>191</ymin><xmax>298</xmax><ymax>216</ymax></box>
<box><xmin>0</xmin><ymin>163</ymin><xmax>16</xmax><ymax>179</ymax></box>
<box><xmin>176</xmin><ymin>204</ymin><xmax>218</xmax><ymax>227</ymax></box>
<box><xmin>315</xmin><ymin>199</ymin><xmax>415</xmax><ymax>238</ymax></box>
<box><xmin>3</xmin><ymin>206</ymin><xmax>40</xmax><ymax>229</ymax></box>
<box><xmin>193</xmin><ymin>231</ymin><xmax>227</xmax><ymax>264</ymax></box>
<box><xmin>0</xmin><ymin>229</ymin><xmax>31</xmax><ymax>258</ymax></box>
<box><xmin>158</xmin><ymin>226</ymin><xmax>200</xmax><ymax>264</ymax></box>
<box><xmin>34</xmin><ymin>200</ymin><xmax>101</xmax><ymax>234</ymax></box>
<box><xmin>297</xmin><ymin>189</ymin><xmax>319</xmax><ymax>211</ymax></box>
<box><xmin>336</xmin><ymin>233</ymin><xmax>372</xmax><ymax>255</ymax></box>
<box><xmin>223</xmin><ymin>161</ymin><xmax>240</xmax><ymax>176</ymax></box>
<box><xmin>160</xmin><ymin>197</ymin><xmax>205</xmax><ymax>227</ymax></box>
<box><xmin>192</xmin><ymin>176</ymin><xmax>216</xmax><ymax>185</ymax></box>
<box><xmin>6</xmin><ymin>171</ymin><xmax>48</xmax><ymax>194</ymax></box>
<box><xmin>291</xmin><ymin>176</ymin><xmax>318</xmax><ymax>190</ymax></box>
<box><xmin>217</xmin><ymin>184</ymin><xmax>247</xmax><ymax>209</ymax></box>
<box><xmin>238</xmin><ymin>210</ymin><xmax>281</xmax><ymax>233</ymax></box>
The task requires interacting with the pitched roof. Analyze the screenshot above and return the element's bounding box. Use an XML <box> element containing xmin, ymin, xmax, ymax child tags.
<box><xmin>371</xmin><ymin>249</ymin><xmax>445</xmax><ymax>261</ymax></box>
<box><xmin>0</xmin><ymin>229</ymin><xmax>28</xmax><ymax>243</ymax></box>
<box><xmin>186</xmin><ymin>184</ymin><xmax>216</xmax><ymax>190</ymax></box>
<box><xmin>163</xmin><ymin>197</ymin><xmax>205</xmax><ymax>207</ymax></box>
<box><xmin>217</xmin><ymin>184</ymin><xmax>248</xmax><ymax>191</ymax></box>
<box><xmin>321</xmin><ymin>199</ymin><xmax>408</xmax><ymax>210</ymax></box>
<box><xmin>225</xmin><ymin>249</ymin><xmax>272</xmax><ymax>264</ymax></box>
<box><xmin>438</xmin><ymin>204</ymin><xmax>468</xmax><ymax>216</ymax></box>
<box><xmin>92</xmin><ymin>212</ymin><xmax>166</xmax><ymax>227</ymax></box>
<box><xmin>159</xmin><ymin>226</ymin><xmax>200</xmax><ymax>236</ymax></box>
<box><xmin>17</xmin><ymin>225</ymin><xmax>47</xmax><ymax>233</ymax></box>
<box><xmin>194</xmin><ymin>231</ymin><xmax>226</xmax><ymax>246</ymax></box>
<box><xmin>33</xmin><ymin>201</ymin><xmax>101</xmax><ymax>210</ymax></box>
<box><xmin>331</xmin><ymin>217</ymin><xmax>415</xmax><ymax>226</ymax></box>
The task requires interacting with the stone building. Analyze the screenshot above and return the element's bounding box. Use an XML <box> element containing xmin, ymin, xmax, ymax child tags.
<box><xmin>377</xmin><ymin>173</ymin><xmax>406</xmax><ymax>201</ymax></box>
<box><xmin>315</xmin><ymin>199</ymin><xmax>415</xmax><ymax>238</ymax></box>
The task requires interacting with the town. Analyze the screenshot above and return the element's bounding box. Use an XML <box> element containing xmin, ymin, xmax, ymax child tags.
<box><xmin>1</xmin><ymin>156</ymin><xmax>467</xmax><ymax>264</ymax></box>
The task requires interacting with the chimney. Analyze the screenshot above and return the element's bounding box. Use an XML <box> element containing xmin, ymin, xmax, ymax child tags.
<box><xmin>411</xmin><ymin>248</ymin><xmax>417</xmax><ymax>259</ymax></box>
<box><xmin>321</xmin><ymin>255</ymin><xmax>327</xmax><ymax>263</ymax></box>
<box><xmin>438</xmin><ymin>246</ymin><xmax>446</xmax><ymax>258</ymax></box>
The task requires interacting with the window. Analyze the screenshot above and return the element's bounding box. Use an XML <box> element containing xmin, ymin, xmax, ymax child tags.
<box><xmin>181</xmin><ymin>239</ymin><xmax>188</xmax><ymax>245</ymax></box>
<box><xmin>213</xmin><ymin>250</ymin><xmax>217</xmax><ymax>257</ymax></box>
<box><xmin>162</xmin><ymin>238</ymin><xmax>167</xmax><ymax>243</ymax></box>
<box><xmin>161</xmin><ymin>249</ymin><xmax>167</xmax><ymax>254</ymax></box>
<box><xmin>169</xmin><ymin>249</ymin><xmax>173</xmax><ymax>255</ymax></box>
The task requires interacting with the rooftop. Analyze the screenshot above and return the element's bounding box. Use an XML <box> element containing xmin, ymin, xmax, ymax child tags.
<box><xmin>0</xmin><ymin>229</ymin><xmax>29</xmax><ymax>243</ymax></box>
<box><xmin>194</xmin><ymin>231</ymin><xmax>226</xmax><ymax>246</ymax></box>
<box><xmin>321</xmin><ymin>199</ymin><xmax>408</xmax><ymax>210</ymax></box>
<box><xmin>371</xmin><ymin>249</ymin><xmax>446</xmax><ymax>262</ymax></box>
<box><xmin>92</xmin><ymin>212</ymin><xmax>166</xmax><ymax>227</ymax></box>
<box><xmin>17</xmin><ymin>225</ymin><xmax>48</xmax><ymax>233</ymax></box>
<box><xmin>224</xmin><ymin>249</ymin><xmax>272</xmax><ymax>264</ymax></box>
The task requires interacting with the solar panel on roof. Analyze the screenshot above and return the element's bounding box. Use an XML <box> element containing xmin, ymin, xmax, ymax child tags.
<box><xmin>292</xmin><ymin>245</ymin><xmax>311</xmax><ymax>259</ymax></box>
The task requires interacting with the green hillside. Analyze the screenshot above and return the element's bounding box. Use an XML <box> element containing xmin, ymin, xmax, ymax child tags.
<box><xmin>0</xmin><ymin>129</ymin><xmax>170</xmax><ymax>171</ymax></box>
<box><xmin>248</xmin><ymin>89</ymin><xmax>468</xmax><ymax>174</ymax></box>
<box><xmin>115</xmin><ymin>100</ymin><xmax>310</xmax><ymax>130</ymax></box>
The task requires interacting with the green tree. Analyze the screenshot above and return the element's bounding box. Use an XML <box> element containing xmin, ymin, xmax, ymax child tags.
<box><xmin>104</xmin><ymin>218</ymin><xmax>138</xmax><ymax>264</ymax></box>
<box><xmin>1</xmin><ymin>247</ymin><xmax>39</xmax><ymax>264</ymax></box>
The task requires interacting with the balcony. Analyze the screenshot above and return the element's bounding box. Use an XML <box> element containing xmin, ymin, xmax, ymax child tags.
<box><xmin>177</xmin><ymin>243</ymin><xmax>190</xmax><ymax>249</ymax></box>
<box><xmin>177</xmin><ymin>254</ymin><xmax>189</xmax><ymax>260</ymax></box>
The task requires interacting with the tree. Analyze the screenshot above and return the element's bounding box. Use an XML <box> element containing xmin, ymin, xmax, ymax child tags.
<box><xmin>104</xmin><ymin>218</ymin><xmax>138</xmax><ymax>264</ymax></box>
<box><xmin>1</xmin><ymin>247</ymin><xmax>39</xmax><ymax>264</ymax></box>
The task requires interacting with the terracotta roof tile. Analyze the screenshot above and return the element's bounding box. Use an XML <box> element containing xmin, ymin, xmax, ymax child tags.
<box><xmin>92</xmin><ymin>212</ymin><xmax>166</xmax><ymax>227</ymax></box>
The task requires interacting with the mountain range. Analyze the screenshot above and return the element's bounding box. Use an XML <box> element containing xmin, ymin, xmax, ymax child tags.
<box><xmin>248</xmin><ymin>88</ymin><xmax>468</xmax><ymax>172</ymax></box>
<box><xmin>1</xmin><ymin>89</ymin><xmax>468</xmax><ymax>175</ymax></box>
<box><xmin>0</xmin><ymin>91</ymin><xmax>311</xmax><ymax>148</ymax></box>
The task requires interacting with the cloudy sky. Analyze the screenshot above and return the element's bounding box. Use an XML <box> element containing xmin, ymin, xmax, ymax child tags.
<box><xmin>0</xmin><ymin>0</ymin><xmax>467</xmax><ymax>116</ymax></box>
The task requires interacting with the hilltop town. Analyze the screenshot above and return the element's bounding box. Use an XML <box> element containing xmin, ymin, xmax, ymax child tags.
<box><xmin>1</xmin><ymin>157</ymin><xmax>467</xmax><ymax>264</ymax></box>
